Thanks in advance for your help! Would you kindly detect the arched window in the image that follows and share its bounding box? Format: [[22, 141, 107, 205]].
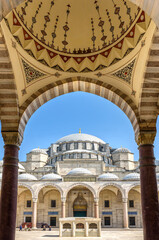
[[89, 223, 97, 229], [63, 223, 71, 229]]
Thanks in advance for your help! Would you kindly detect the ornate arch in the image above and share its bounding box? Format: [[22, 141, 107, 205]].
[[126, 182, 141, 196], [34, 182, 63, 199], [64, 182, 97, 199], [19, 77, 140, 141], [97, 182, 125, 198], [18, 182, 34, 198]]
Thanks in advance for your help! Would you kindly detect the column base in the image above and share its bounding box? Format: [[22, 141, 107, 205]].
[[32, 227, 37, 230]]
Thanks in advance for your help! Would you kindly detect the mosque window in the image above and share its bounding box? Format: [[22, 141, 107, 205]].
[[129, 217, 136, 226], [51, 200, 56, 208], [66, 143, 70, 150], [104, 217, 110, 226], [77, 153, 82, 159], [129, 200, 134, 208], [104, 200, 109, 208], [74, 142, 78, 149], [82, 142, 86, 149], [25, 217, 32, 223], [70, 154, 74, 159], [92, 143, 94, 150], [26, 200, 31, 208]]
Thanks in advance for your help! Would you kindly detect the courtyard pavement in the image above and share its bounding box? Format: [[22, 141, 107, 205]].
[[16, 229, 143, 240]]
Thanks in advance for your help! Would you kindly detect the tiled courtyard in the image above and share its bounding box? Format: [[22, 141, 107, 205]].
[[16, 229, 143, 240]]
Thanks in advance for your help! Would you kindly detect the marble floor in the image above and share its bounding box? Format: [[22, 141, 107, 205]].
[[16, 229, 143, 240]]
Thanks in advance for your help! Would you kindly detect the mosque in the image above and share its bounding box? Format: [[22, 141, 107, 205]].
[[0, 132, 158, 229], [1, 0, 159, 239]]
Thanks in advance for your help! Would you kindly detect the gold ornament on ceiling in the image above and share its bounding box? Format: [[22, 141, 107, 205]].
[[5, 0, 150, 72]]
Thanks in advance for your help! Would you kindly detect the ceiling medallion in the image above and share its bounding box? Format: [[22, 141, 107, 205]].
[[113, 59, 136, 83], [21, 59, 46, 84], [5, 0, 150, 72]]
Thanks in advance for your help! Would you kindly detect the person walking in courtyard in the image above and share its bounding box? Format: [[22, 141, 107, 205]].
[[19, 225, 22, 231]]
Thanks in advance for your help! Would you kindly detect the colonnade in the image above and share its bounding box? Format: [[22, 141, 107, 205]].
[[20, 190, 138, 229]]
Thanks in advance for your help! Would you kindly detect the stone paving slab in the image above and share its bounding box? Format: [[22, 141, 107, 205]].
[[16, 229, 143, 240]]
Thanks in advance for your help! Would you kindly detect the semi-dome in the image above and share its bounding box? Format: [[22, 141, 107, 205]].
[[56, 133, 105, 144], [123, 173, 140, 180], [98, 173, 119, 181], [113, 148, 131, 154], [41, 173, 62, 181], [18, 173, 37, 181], [30, 148, 47, 154], [67, 168, 93, 176]]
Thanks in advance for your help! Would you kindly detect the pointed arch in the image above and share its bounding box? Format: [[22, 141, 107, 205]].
[[64, 182, 97, 199], [97, 182, 125, 198], [34, 182, 63, 199]]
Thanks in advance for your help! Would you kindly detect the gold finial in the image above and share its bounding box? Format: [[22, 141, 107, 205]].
[[79, 128, 81, 133]]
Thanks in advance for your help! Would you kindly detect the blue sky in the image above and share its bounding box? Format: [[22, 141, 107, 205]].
[[0, 91, 159, 161]]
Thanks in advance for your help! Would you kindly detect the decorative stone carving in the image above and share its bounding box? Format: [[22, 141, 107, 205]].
[[2, 131, 23, 146], [21, 59, 45, 83], [113, 59, 136, 84], [136, 131, 156, 146]]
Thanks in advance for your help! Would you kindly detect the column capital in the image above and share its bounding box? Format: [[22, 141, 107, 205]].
[[33, 198, 38, 203], [136, 131, 156, 146], [2, 131, 23, 147], [61, 198, 66, 203], [94, 198, 99, 203], [122, 198, 128, 203]]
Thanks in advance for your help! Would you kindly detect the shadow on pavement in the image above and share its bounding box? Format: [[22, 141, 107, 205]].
[[42, 235, 59, 237]]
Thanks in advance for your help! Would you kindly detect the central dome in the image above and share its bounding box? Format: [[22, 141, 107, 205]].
[[56, 133, 105, 144]]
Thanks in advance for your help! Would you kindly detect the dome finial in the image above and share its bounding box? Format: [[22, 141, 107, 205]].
[[79, 128, 81, 133]]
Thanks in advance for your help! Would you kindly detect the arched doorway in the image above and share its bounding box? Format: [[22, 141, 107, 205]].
[[66, 185, 94, 218], [73, 192, 87, 217]]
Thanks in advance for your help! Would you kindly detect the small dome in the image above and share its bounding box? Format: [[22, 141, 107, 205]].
[[67, 168, 92, 176], [113, 148, 131, 154], [98, 173, 119, 181], [18, 173, 37, 181], [18, 163, 25, 172], [41, 173, 62, 181], [56, 133, 105, 144], [123, 173, 140, 180], [30, 148, 47, 154]]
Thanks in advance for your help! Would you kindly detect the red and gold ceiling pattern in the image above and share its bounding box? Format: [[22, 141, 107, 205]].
[[5, 0, 150, 72]]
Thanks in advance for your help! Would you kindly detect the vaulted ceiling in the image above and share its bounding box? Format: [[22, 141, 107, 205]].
[[0, 0, 159, 144]]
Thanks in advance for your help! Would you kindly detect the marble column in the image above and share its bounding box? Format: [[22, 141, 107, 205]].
[[59, 222, 63, 237], [85, 221, 89, 237], [139, 143, 159, 240], [122, 198, 129, 229], [32, 198, 38, 229], [72, 222, 76, 237], [61, 200, 66, 218], [0, 143, 19, 240], [94, 200, 99, 218]]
